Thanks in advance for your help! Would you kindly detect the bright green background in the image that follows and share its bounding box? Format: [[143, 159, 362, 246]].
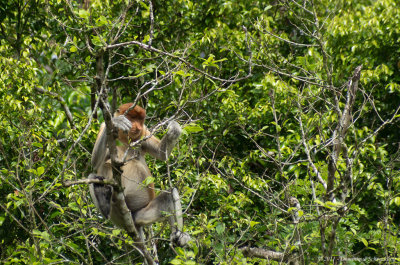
[[1, 0, 400, 264]]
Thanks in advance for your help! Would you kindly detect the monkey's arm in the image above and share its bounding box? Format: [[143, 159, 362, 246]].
[[91, 123, 107, 172], [91, 116, 132, 171], [142, 121, 182, 161]]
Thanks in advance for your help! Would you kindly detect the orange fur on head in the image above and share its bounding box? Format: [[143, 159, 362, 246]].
[[117, 103, 146, 121]]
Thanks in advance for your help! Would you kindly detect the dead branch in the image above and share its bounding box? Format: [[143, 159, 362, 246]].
[[296, 98, 327, 189], [241, 246, 300, 264], [326, 65, 362, 201], [63, 177, 117, 187], [241, 247, 285, 260]]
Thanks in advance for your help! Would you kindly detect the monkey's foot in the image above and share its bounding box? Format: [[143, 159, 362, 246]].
[[171, 231, 191, 247]]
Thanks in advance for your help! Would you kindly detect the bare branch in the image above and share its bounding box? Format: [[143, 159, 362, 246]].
[[63, 177, 117, 187], [148, 0, 154, 48], [327, 65, 362, 201], [106, 40, 251, 83], [296, 98, 327, 189], [240, 247, 286, 261], [259, 28, 317, 47]]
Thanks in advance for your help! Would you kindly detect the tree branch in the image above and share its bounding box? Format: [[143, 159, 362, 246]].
[[106, 40, 251, 83], [241, 247, 285, 261], [63, 177, 117, 187], [326, 65, 362, 201]]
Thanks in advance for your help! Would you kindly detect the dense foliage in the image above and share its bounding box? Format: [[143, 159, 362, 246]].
[[1, 0, 400, 264]]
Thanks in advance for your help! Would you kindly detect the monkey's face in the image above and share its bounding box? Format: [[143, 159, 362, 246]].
[[116, 118, 144, 143], [116, 103, 146, 142], [127, 119, 144, 141]]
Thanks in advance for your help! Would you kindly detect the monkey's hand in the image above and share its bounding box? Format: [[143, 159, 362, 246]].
[[166, 121, 182, 141], [112, 116, 131, 133]]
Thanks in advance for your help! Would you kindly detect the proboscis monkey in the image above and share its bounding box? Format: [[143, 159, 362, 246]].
[[89, 103, 189, 246]]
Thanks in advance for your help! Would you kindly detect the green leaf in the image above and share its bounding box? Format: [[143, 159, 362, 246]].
[[96, 16, 108, 27], [70, 46, 77, 53], [49, 202, 64, 214], [170, 259, 182, 265], [33, 230, 51, 241], [216, 222, 225, 235], [32, 142, 43, 148], [392, 197, 400, 206], [27, 169, 37, 175], [361, 238, 368, 247], [68, 202, 79, 212], [184, 124, 204, 133], [298, 210, 304, 217], [77, 9, 90, 20], [250, 221, 259, 228], [37, 167, 44, 176], [91, 35, 103, 46], [143, 176, 155, 186]]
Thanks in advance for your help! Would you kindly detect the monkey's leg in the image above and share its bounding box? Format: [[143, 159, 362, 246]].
[[133, 189, 190, 246], [133, 191, 172, 226]]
